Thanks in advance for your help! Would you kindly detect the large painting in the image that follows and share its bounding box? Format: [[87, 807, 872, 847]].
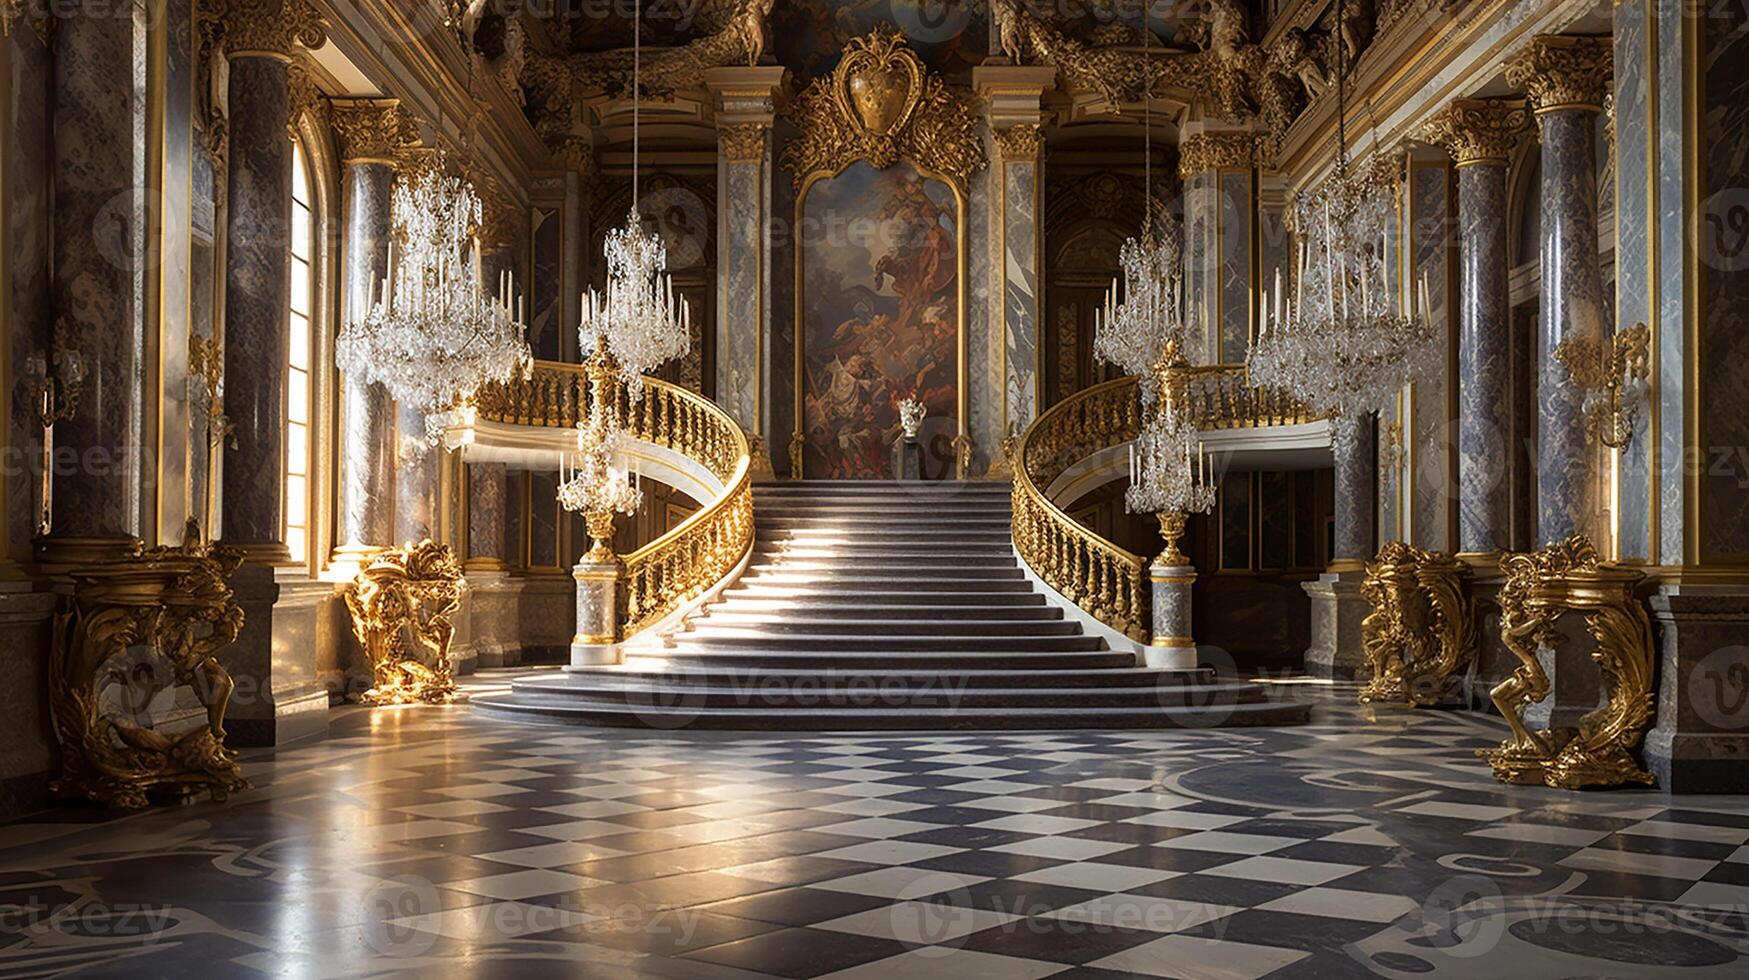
[[800, 161, 959, 479]]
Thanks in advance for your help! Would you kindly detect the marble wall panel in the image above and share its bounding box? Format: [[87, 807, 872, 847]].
[[1699, 2, 1749, 559], [1003, 160, 1040, 444], [1410, 162, 1453, 553], [1218, 171, 1252, 365], [7, 29, 52, 555]]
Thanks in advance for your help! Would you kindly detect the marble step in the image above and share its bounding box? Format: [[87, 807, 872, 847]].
[[650, 648, 1138, 671], [698, 604, 1061, 623], [499, 680, 1275, 711], [524, 666, 1212, 692], [473, 694, 1310, 731], [682, 617, 1082, 638], [661, 632, 1108, 653]]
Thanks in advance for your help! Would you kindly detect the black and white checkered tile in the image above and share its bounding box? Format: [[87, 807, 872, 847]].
[[3, 677, 1749, 978]]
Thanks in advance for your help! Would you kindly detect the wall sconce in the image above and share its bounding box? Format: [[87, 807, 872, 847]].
[[1556, 322, 1651, 450], [25, 327, 87, 537], [187, 333, 233, 541]]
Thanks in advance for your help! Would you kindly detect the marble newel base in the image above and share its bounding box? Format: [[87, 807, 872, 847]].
[[1148, 564, 1198, 670], [1643, 589, 1749, 793], [1303, 571, 1369, 680], [223, 566, 331, 747], [567, 560, 622, 669]]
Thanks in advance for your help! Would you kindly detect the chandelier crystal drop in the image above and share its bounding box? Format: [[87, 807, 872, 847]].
[[335, 161, 533, 445]]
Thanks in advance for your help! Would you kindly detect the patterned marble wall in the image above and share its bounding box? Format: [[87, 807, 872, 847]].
[[5, 28, 52, 556], [967, 152, 996, 475], [1614, 0, 1653, 562], [1184, 172, 1218, 361], [1409, 160, 1454, 553], [1655, 0, 1690, 566], [155, 0, 195, 545], [529, 207, 563, 362], [1002, 159, 1040, 449], [1218, 171, 1253, 365], [718, 159, 764, 434]]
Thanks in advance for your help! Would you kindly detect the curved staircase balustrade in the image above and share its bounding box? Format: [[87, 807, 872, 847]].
[[1012, 369, 1320, 644], [471, 361, 755, 642]]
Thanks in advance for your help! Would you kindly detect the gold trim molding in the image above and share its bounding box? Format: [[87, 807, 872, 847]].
[[1504, 35, 1613, 116], [781, 29, 986, 193], [1422, 98, 1531, 167]]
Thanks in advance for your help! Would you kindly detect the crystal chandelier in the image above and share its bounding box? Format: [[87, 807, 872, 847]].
[[559, 420, 642, 563], [1248, 0, 1436, 440], [559, 0, 690, 564], [336, 157, 533, 445], [576, 0, 691, 398], [1091, 24, 1217, 564]]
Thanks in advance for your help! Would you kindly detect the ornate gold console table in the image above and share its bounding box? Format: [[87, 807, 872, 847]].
[[1357, 542, 1475, 707], [49, 525, 250, 808], [1479, 536, 1657, 789]]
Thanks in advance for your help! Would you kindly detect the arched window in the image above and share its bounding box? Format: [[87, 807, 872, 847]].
[[286, 138, 315, 562]]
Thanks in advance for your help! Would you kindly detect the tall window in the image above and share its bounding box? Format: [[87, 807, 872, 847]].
[[285, 139, 315, 562]]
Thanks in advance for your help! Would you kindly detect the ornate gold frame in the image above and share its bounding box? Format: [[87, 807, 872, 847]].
[[782, 30, 986, 478]]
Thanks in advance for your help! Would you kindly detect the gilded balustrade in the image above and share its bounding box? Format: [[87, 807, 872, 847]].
[[474, 361, 755, 643], [1011, 370, 1319, 644]]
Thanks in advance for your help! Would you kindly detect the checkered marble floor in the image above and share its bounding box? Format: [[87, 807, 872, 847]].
[[5, 675, 1749, 978]]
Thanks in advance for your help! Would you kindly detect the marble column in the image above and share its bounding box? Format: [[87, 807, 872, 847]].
[[394, 405, 438, 546], [976, 66, 1054, 475], [705, 66, 786, 478], [1506, 36, 1613, 548], [1424, 99, 1532, 557], [36, 11, 148, 565], [217, 47, 298, 563], [1305, 414, 1376, 680], [1178, 128, 1260, 365], [329, 102, 406, 563]]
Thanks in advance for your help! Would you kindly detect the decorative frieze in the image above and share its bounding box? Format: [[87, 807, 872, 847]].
[[1422, 98, 1531, 168], [1177, 132, 1259, 178], [1505, 35, 1613, 115]]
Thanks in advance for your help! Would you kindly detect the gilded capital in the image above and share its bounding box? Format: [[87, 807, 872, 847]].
[[994, 124, 1043, 162], [202, 0, 328, 60], [1422, 99, 1531, 167], [330, 101, 417, 165], [1177, 132, 1259, 178], [718, 123, 769, 164], [1504, 35, 1612, 115]]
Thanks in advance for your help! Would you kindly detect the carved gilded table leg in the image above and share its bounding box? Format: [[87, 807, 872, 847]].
[[343, 540, 466, 706]]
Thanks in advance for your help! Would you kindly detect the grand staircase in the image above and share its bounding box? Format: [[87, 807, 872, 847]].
[[474, 482, 1309, 730]]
